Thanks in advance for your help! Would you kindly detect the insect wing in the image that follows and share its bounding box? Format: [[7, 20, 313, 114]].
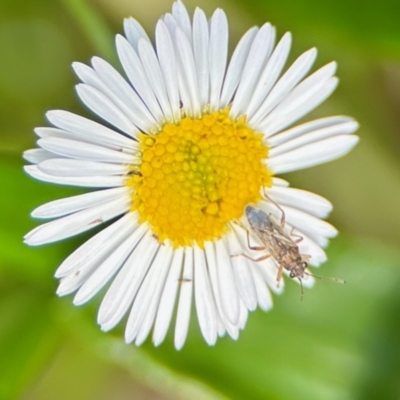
[[245, 206, 281, 259], [246, 205, 300, 261], [245, 205, 273, 231]]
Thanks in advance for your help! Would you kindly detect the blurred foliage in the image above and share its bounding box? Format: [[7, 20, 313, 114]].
[[240, 0, 400, 59], [1, 0, 400, 399]]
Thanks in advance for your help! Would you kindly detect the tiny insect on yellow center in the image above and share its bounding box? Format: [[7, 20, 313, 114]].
[[126, 108, 272, 247]]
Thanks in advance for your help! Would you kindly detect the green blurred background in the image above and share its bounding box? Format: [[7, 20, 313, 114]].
[[1, 0, 400, 399]]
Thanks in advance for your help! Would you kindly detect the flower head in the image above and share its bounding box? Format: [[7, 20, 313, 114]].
[[24, 1, 358, 349]]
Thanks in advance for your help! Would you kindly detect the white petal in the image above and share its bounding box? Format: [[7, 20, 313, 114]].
[[271, 177, 289, 187], [32, 187, 130, 219], [133, 244, 174, 346], [91, 57, 158, 132], [250, 47, 317, 126], [98, 231, 159, 331], [72, 223, 146, 305], [268, 135, 359, 173], [230, 23, 276, 118], [217, 317, 226, 338], [268, 118, 358, 153], [272, 61, 337, 114], [24, 196, 130, 246], [209, 9, 228, 110], [224, 229, 257, 311], [204, 241, 240, 340], [213, 240, 240, 324], [250, 265, 273, 311], [220, 27, 258, 107], [172, 0, 192, 41], [153, 247, 184, 347], [124, 17, 151, 52], [34, 127, 62, 138], [163, 13, 177, 36], [297, 233, 327, 267], [265, 185, 333, 218], [299, 272, 315, 289], [245, 32, 292, 119], [156, 20, 181, 123], [116, 35, 164, 125], [231, 220, 283, 295], [220, 316, 240, 340], [246, 32, 292, 119], [76, 84, 138, 136], [23, 149, 57, 164], [174, 247, 194, 350], [73, 62, 147, 134], [258, 200, 337, 246], [238, 300, 248, 330], [24, 165, 125, 188], [192, 8, 209, 107], [254, 257, 284, 294], [35, 127, 74, 140], [56, 215, 139, 297], [138, 39, 173, 121], [267, 117, 358, 150], [37, 137, 135, 164], [123, 244, 167, 342], [38, 159, 128, 177], [163, 15, 193, 115], [258, 77, 339, 135], [283, 206, 338, 245], [194, 245, 217, 345], [69, 222, 142, 302], [54, 213, 137, 278], [46, 110, 137, 151], [175, 28, 201, 116]]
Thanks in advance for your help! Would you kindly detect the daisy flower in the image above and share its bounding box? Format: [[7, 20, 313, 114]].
[[24, 0, 359, 349]]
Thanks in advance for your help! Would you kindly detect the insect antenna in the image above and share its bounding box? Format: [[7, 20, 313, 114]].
[[298, 278, 304, 301], [261, 190, 286, 224], [304, 272, 346, 284]]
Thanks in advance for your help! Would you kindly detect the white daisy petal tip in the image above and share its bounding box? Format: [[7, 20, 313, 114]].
[[345, 134, 360, 150], [71, 61, 84, 73], [282, 31, 292, 44], [308, 46, 317, 58], [349, 120, 360, 132], [322, 60, 337, 76], [24, 1, 358, 348]]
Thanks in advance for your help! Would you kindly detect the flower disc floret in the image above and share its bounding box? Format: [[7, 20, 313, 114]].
[[127, 109, 271, 247]]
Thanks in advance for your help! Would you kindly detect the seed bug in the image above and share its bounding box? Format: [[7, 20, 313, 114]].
[[242, 197, 345, 298], [245, 204, 308, 284]]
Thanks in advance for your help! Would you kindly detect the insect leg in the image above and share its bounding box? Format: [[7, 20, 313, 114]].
[[246, 229, 265, 252], [262, 190, 286, 228], [298, 278, 304, 301], [232, 219, 247, 230], [234, 253, 272, 262], [276, 263, 284, 288], [231, 231, 272, 261], [290, 227, 303, 244]]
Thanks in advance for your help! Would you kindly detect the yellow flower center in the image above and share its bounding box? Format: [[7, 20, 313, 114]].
[[126, 108, 271, 248]]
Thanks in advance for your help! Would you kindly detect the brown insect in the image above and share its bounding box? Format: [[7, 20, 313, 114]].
[[242, 197, 344, 297], [245, 205, 308, 283]]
